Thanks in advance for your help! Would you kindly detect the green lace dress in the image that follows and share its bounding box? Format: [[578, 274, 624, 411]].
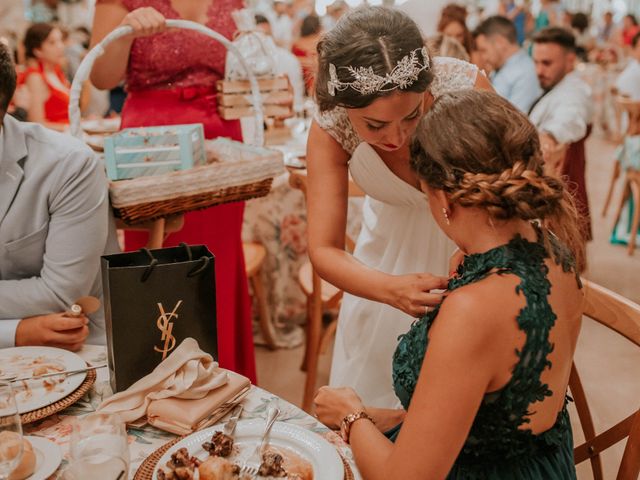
[[388, 235, 579, 479]]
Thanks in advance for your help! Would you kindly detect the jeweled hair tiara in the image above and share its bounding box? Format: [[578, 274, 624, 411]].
[[327, 46, 431, 97]]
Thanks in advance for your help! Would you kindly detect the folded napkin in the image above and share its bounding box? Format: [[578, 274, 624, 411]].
[[147, 369, 251, 435], [98, 338, 229, 423]]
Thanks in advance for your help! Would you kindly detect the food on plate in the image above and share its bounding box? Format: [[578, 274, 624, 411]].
[[262, 447, 313, 480], [1, 435, 36, 480], [197, 456, 247, 480], [258, 451, 286, 477], [203, 431, 235, 458], [159, 433, 315, 480], [157, 447, 201, 480]]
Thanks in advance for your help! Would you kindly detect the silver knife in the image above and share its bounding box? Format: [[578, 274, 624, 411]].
[[4, 364, 107, 383], [223, 404, 244, 436]]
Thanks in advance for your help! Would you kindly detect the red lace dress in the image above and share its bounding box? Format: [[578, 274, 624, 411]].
[[99, 0, 256, 382]]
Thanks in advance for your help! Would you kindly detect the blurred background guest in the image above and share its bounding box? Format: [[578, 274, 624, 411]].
[[615, 32, 640, 100], [535, 0, 563, 31], [0, 0, 28, 57], [321, 0, 347, 32], [497, 0, 528, 45], [474, 15, 541, 113], [571, 12, 595, 61], [530, 27, 593, 242], [427, 33, 470, 62], [292, 14, 322, 95], [271, 0, 294, 50], [255, 14, 304, 114], [597, 11, 615, 44], [20, 22, 70, 131], [438, 3, 475, 57], [620, 14, 640, 49]]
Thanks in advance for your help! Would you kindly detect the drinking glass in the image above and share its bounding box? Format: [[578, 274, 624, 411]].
[[66, 412, 129, 480], [0, 382, 23, 480]]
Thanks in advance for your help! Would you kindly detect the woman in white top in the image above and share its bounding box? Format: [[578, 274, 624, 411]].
[[307, 6, 492, 408]]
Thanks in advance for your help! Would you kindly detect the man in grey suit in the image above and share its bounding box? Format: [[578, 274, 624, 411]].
[[0, 44, 119, 350]]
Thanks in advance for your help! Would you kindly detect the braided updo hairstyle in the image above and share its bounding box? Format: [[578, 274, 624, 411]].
[[411, 90, 585, 269]]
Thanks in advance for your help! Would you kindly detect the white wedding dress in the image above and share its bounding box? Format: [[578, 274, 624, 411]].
[[315, 57, 479, 408]]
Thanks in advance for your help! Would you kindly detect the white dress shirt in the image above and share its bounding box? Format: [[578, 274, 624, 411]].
[[529, 71, 593, 145], [615, 59, 640, 100]]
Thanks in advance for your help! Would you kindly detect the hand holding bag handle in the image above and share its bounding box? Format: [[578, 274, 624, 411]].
[[68, 19, 265, 146]]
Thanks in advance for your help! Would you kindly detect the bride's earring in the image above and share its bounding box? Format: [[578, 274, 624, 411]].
[[442, 208, 451, 226]]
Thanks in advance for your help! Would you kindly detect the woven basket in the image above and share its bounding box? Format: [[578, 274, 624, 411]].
[[69, 20, 284, 224], [108, 138, 284, 223]]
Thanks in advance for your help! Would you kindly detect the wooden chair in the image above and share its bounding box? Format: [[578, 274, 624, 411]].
[[570, 280, 640, 479], [602, 97, 640, 219], [288, 168, 364, 412], [243, 242, 277, 349]]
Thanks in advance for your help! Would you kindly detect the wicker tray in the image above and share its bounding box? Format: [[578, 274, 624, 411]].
[[108, 138, 283, 224], [20, 368, 96, 425], [134, 433, 354, 480]]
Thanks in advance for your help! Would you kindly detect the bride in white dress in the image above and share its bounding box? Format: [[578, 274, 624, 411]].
[[306, 6, 492, 408]]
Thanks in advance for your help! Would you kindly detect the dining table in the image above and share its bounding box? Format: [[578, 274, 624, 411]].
[[23, 345, 362, 479]]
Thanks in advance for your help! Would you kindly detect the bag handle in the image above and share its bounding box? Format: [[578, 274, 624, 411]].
[[68, 19, 264, 146], [139, 245, 210, 281], [187, 256, 211, 277], [140, 248, 159, 282]]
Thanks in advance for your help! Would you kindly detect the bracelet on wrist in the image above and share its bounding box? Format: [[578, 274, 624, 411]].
[[340, 410, 374, 443]]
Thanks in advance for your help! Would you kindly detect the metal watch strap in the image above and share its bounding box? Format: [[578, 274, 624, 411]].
[[341, 410, 374, 443]]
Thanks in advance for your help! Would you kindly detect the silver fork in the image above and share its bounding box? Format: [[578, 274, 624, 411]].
[[240, 406, 280, 476]]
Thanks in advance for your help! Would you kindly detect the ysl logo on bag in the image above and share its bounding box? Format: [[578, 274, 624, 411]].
[[154, 300, 183, 360]]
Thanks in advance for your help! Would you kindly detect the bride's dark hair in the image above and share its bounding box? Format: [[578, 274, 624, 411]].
[[411, 90, 586, 270], [315, 6, 434, 112]]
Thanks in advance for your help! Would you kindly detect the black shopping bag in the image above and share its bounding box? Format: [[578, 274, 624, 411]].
[[101, 244, 217, 392]]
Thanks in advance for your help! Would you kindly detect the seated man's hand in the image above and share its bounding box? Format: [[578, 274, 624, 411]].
[[15, 313, 89, 352]]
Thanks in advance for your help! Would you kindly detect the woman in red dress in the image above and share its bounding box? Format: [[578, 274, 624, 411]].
[[90, 0, 256, 382], [21, 23, 70, 131]]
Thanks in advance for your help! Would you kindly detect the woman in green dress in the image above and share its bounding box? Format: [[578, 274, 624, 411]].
[[314, 90, 584, 479]]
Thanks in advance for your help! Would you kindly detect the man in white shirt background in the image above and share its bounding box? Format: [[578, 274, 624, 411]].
[[255, 14, 305, 114], [474, 15, 542, 113], [615, 32, 640, 100], [270, 0, 295, 50], [530, 27, 593, 241]]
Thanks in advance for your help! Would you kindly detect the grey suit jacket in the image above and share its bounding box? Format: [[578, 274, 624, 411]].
[[0, 116, 119, 346]]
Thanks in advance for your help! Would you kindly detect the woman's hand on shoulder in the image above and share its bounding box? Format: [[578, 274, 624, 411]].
[[120, 7, 167, 38], [385, 273, 448, 318]]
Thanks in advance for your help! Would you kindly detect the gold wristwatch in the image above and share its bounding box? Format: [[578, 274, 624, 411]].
[[340, 411, 374, 442]]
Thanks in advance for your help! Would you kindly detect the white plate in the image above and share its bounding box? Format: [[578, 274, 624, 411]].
[[0, 347, 87, 414], [153, 420, 343, 480], [25, 436, 62, 480], [81, 117, 120, 135]]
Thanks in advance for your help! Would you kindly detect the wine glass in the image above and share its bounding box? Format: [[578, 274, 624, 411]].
[[65, 413, 129, 480], [0, 382, 23, 480]]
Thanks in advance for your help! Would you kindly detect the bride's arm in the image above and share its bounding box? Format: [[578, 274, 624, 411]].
[[306, 122, 447, 317]]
